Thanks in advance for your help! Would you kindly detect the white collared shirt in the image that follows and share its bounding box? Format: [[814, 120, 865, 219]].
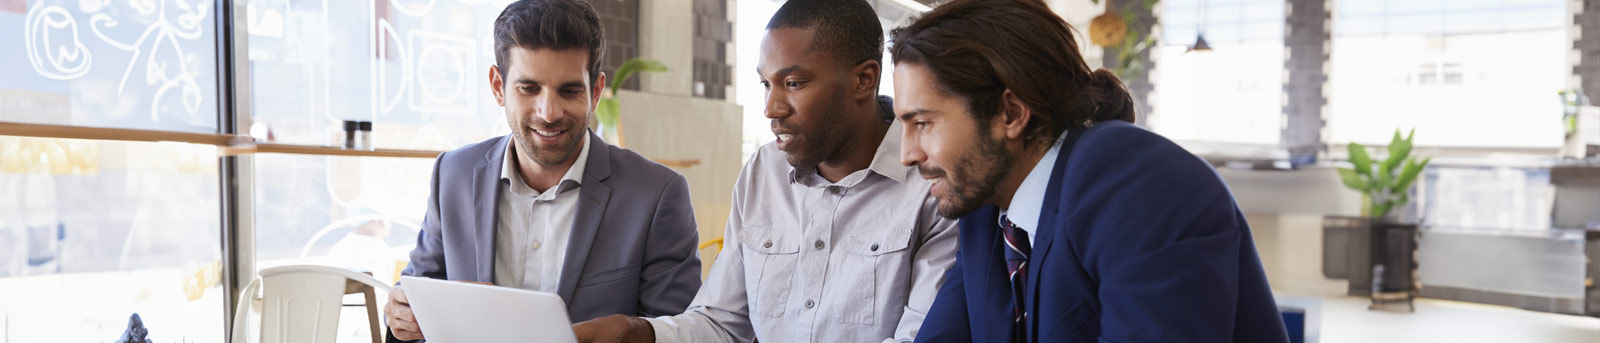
[[492, 136, 590, 293], [646, 120, 960, 343], [999, 132, 1069, 247]]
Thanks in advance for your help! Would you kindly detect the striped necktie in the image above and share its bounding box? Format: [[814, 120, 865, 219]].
[[1000, 215, 1031, 342]]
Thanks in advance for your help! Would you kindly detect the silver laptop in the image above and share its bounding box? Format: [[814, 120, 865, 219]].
[[398, 276, 578, 343]]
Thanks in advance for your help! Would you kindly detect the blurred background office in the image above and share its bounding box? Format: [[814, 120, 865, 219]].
[[0, 0, 1596, 342]]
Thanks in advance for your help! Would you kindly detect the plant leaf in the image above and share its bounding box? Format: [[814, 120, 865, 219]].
[[1337, 168, 1368, 190], [595, 97, 621, 127], [1395, 157, 1433, 191], [1386, 129, 1412, 173], [609, 58, 669, 95], [1392, 158, 1424, 192], [1373, 202, 1392, 219], [1375, 164, 1391, 191], [1347, 143, 1372, 176]]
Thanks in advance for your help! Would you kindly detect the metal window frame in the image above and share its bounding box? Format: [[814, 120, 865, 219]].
[[215, 1, 255, 340]]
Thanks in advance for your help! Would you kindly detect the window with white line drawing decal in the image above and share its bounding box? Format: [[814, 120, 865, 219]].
[[0, 0, 220, 133], [245, 0, 509, 152], [244, 0, 640, 152]]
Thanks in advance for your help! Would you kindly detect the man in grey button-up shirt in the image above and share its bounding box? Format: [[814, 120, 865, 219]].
[[573, 1, 957, 342], [385, 1, 700, 341]]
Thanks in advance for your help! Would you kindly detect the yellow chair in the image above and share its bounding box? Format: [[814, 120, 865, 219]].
[[697, 238, 724, 280], [698, 237, 724, 253]]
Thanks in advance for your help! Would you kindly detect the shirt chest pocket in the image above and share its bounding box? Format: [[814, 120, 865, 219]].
[[835, 229, 914, 326], [737, 225, 800, 318]]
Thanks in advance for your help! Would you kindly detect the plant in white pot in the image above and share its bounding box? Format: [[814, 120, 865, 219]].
[[1336, 129, 1431, 312]]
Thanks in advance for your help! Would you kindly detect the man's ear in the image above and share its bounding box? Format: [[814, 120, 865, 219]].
[[489, 65, 506, 106], [998, 89, 1032, 140], [850, 60, 881, 100], [590, 71, 608, 111]]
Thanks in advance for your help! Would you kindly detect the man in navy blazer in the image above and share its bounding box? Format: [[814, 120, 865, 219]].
[[889, 1, 1287, 342]]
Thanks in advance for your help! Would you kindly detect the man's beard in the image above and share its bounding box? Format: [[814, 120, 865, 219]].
[[924, 131, 1012, 219], [780, 91, 851, 169], [514, 120, 584, 166]]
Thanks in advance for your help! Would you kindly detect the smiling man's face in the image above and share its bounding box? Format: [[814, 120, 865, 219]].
[[490, 47, 604, 166], [895, 62, 1013, 219]]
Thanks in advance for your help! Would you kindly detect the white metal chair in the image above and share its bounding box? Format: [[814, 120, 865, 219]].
[[232, 265, 392, 343]]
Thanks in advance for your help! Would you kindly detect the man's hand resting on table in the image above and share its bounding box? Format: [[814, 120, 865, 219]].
[[573, 314, 655, 343], [384, 285, 425, 341]]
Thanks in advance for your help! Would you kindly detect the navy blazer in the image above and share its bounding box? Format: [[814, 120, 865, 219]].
[[919, 121, 1288, 342]]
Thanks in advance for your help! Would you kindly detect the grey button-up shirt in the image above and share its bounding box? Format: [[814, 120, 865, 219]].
[[646, 120, 959, 343]]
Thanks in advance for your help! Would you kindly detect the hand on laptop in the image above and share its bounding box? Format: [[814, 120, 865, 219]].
[[385, 285, 425, 341], [573, 314, 654, 343]]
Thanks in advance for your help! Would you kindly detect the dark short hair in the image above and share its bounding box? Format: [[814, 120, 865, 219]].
[[766, 0, 884, 71], [891, 0, 1135, 145], [492, 0, 605, 84]]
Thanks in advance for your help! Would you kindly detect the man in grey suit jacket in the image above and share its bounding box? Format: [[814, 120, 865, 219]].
[[384, 1, 701, 341]]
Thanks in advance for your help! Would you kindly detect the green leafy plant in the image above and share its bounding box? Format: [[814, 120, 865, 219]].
[[1558, 89, 1587, 135], [1337, 129, 1431, 219], [1091, 0, 1160, 80], [594, 58, 668, 146]]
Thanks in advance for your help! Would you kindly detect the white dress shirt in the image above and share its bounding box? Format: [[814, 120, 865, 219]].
[[492, 137, 589, 293], [999, 132, 1068, 247], [645, 120, 960, 343]]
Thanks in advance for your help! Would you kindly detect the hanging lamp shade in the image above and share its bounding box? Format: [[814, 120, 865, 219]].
[[1187, 33, 1213, 52], [1089, 12, 1126, 47]]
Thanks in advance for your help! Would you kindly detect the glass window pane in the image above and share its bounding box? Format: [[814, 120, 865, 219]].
[[1328, 1, 1568, 147], [1153, 0, 1286, 146], [245, 0, 516, 151], [1336, 16, 1386, 36], [1445, 0, 1504, 12], [1385, 13, 1444, 35], [0, 1, 220, 133], [1339, 0, 1387, 17], [251, 153, 431, 341], [1238, 21, 1283, 41], [1205, 4, 1242, 25], [1444, 10, 1503, 33], [1166, 26, 1199, 45], [0, 136, 223, 342], [1502, 7, 1565, 31], [252, 153, 431, 280], [1240, 2, 1282, 22], [249, 153, 433, 342], [1387, 0, 1445, 15]]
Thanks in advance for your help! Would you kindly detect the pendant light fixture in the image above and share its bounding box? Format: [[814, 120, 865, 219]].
[[1188, 0, 1213, 53]]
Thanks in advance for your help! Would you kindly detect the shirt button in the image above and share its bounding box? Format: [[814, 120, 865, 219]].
[[804, 299, 815, 308], [814, 240, 825, 250], [827, 186, 841, 195], [531, 240, 542, 251], [870, 243, 879, 252], [763, 241, 773, 248]]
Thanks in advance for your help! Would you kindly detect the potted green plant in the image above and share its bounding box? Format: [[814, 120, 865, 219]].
[[594, 58, 668, 147], [1335, 129, 1431, 312]]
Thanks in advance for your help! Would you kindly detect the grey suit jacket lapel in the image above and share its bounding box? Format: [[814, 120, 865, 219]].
[[471, 135, 511, 283], [558, 132, 612, 301]]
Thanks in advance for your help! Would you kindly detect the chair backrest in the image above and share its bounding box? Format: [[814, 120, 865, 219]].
[[232, 265, 392, 343]]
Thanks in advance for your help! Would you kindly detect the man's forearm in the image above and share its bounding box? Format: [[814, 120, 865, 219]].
[[642, 309, 741, 343]]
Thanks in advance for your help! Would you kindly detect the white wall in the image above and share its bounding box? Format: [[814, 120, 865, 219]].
[[627, 0, 744, 278]]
